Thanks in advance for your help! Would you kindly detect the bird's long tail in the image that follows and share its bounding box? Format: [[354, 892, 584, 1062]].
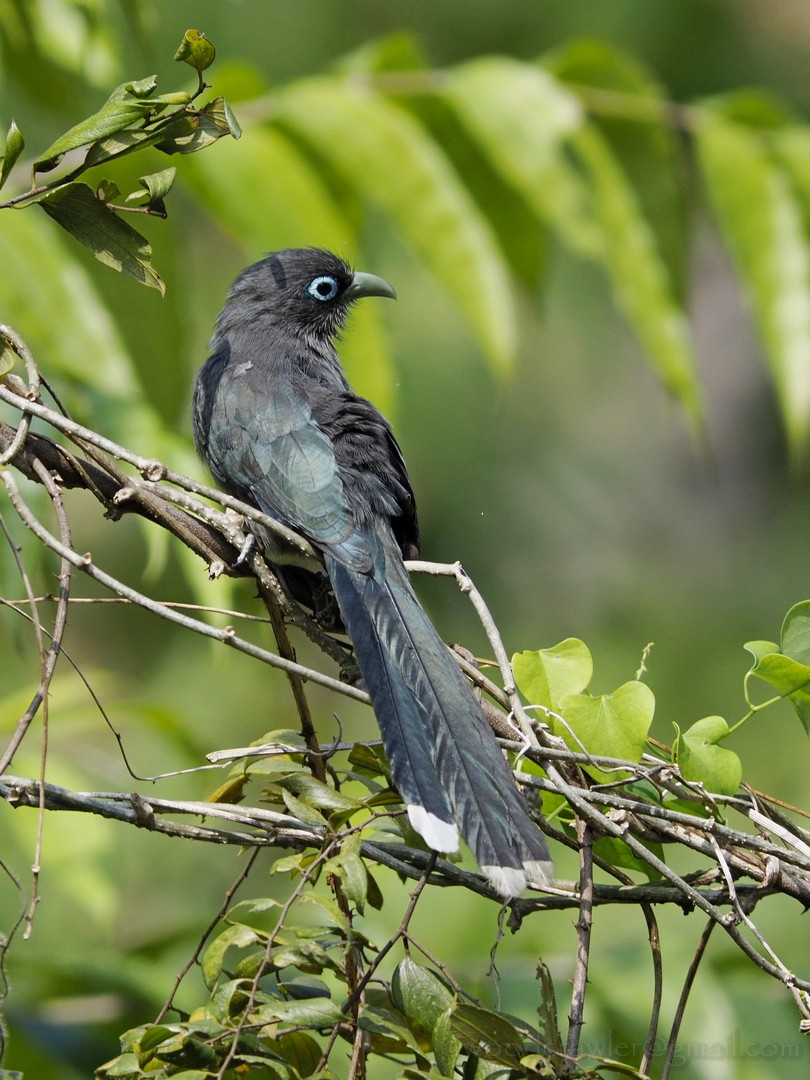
[[325, 535, 552, 898]]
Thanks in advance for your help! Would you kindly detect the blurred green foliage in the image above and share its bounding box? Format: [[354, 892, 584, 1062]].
[[3, 1, 810, 1077]]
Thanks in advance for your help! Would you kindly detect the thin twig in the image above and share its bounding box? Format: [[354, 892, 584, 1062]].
[[660, 920, 716, 1080], [565, 817, 593, 1069]]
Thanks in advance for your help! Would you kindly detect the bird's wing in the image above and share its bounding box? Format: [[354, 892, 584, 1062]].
[[209, 377, 371, 569]]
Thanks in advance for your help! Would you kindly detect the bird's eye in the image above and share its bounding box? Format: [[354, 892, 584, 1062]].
[[306, 275, 340, 302]]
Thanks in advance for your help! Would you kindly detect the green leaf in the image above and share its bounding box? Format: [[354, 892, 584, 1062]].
[[125, 166, 177, 217], [512, 639, 593, 712], [270, 938, 341, 974], [34, 76, 187, 171], [433, 1008, 462, 1076], [357, 1004, 414, 1050], [545, 38, 687, 297], [277, 1031, 323, 1077], [0, 118, 24, 190], [593, 835, 665, 879], [0, 340, 15, 376], [95, 1052, 141, 1077], [201, 923, 260, 990], [448, 1003, 523, 1067], [251, 996, 343, 1027], [85, 121, 188, 169], [276, 77, 517, 372], [206, 774, 248, 804], [535, 961, 564, 1057], [781, 600, 810, 665], [443, 56, 599, 256], [327, 834, 368, 914], [391, 958, 455, 1041], [96, 177, 121, 202], [571, 123, 703, 428], [558, 680, 654, 771], [278, 771, 361, 812], [184, 122, 347, 250], [335, 30, 427, 76], [744, 631, 810, 734], [156, 97, 241, 155], [280, 788, 328, 828], [773, 126, 810, 225], [743, 639, 781, 666], [676, 716, 743, 795], [175, 29, 216, 72], [697, 114, 810, 461], [37, 182, 165, 293]]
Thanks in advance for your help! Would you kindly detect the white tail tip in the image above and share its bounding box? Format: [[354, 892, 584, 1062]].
[[407, 805, 460, 853], [481, 859, 554, 899]]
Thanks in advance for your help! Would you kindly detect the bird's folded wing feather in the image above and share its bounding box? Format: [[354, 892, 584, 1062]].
[[210, 379, 371, 571]]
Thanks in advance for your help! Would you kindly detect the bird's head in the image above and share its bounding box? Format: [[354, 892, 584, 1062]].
[[225, 247, 397, 341]]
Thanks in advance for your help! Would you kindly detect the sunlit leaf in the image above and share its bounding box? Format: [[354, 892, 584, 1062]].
[[545, 38, 687, 296], [125, 166, 177, 217], [276, 77, 517, 372], [277, 771, 361, 811], [448, 1003, 523, 1067], [201, 924, 260, 990], [697, 114, 810, 461], [433, 1008, 462, 1076], [0, 118, 24, 190], [512, 639, 593, 712], [334, 30, 427, 75], [280, 789, 328, 828], [744, 603, 810, 734], [326, 834, 368, 913], [85, 119, 192, 168], [34, 76, 190, 171], [277, 1031, 323, 1076], [0, 341, 15, 376], [251, 996, 343, 1026], [156, 97, 242, 155], [571, 123, 702, 428], [175, 28, 216, 72], [181, 124, 350, 253], [675, 716, 743, 795], [357, 1004, 414, 1050], [559, 680, 654, 773], [205, 775, 247, 804], [391, 958, 454, 1042], [443, 56, 599, 256], [37, 182, 165, 292], [781, 599, 810, 665]]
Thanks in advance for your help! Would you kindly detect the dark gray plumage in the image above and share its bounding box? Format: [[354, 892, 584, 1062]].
[[193, 248, 552, 897]]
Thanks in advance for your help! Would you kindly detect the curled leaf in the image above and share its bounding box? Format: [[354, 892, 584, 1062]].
[[125, 166, 177, 217], [175, 29, 216, 72], [0, 118, 24, 190]]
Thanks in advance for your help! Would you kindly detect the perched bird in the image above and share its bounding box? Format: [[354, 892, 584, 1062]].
[[193, 248, 552, 897]]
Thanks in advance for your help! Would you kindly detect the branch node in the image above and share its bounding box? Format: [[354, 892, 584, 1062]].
[[142, 460, 167, 482]]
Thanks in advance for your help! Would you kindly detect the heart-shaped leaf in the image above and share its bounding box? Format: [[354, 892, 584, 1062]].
[[676, 716, 742, 795], [512, 639, 593, 712]]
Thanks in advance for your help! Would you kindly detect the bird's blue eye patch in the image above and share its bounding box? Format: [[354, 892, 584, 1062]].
[[307, 275, 340, 302]]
